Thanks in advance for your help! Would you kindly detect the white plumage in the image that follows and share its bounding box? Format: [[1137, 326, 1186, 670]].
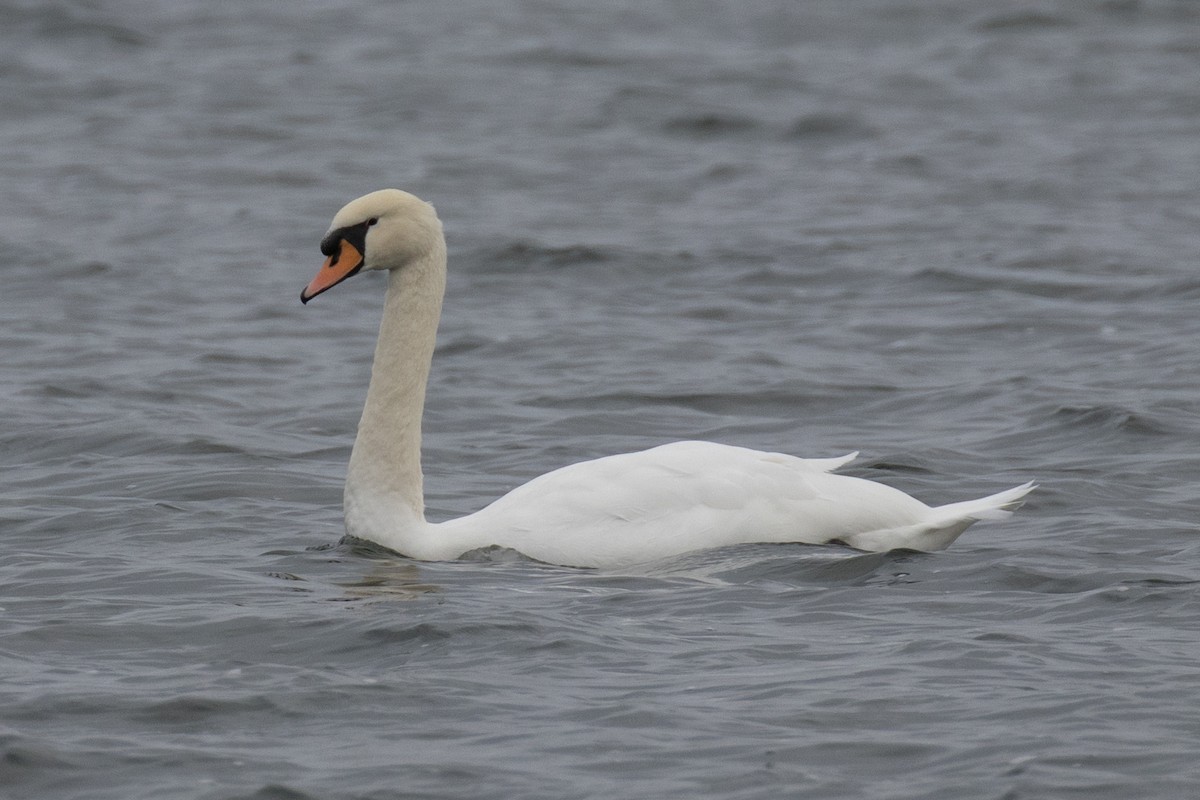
[[302, 189, 1033, 569]]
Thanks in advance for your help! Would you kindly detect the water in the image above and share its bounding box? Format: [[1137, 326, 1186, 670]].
[[4, 0, 1200, 797]]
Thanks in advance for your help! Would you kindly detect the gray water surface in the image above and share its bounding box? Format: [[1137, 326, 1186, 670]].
[[4, 1, 1200, 798]]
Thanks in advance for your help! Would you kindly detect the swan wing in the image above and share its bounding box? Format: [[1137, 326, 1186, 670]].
[[435, 442, 947, 567]]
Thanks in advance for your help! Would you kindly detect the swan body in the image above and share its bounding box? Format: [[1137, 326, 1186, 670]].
[[302, 189, 1033, 569]]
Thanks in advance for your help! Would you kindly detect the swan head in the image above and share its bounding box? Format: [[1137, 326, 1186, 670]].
[[301, 189, 443, 303]]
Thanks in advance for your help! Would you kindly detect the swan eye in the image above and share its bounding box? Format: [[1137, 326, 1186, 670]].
[[367, 217, 379, 227]]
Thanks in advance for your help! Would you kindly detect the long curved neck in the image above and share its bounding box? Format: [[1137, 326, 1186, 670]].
[[344, 243, 446, 535]]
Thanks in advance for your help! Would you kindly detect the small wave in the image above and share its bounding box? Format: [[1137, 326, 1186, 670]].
[[974, 11, 1075, 32], [133, 694, 286, 725], [237, 785, 321, 800], [662, 113, 762, 138], [483, 240, 620, 272], [1047, 404, 1174, 437], [786, 112, 877, 141], [15, 5, 152, 48], [494, 44, 627, 69]]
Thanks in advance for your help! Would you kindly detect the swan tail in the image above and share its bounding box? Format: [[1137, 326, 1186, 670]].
[[931, 480, 1037, 523], [837, 481, 1036, 553]]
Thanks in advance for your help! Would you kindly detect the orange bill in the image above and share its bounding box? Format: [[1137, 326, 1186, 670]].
[[301, 238, 364, 303]]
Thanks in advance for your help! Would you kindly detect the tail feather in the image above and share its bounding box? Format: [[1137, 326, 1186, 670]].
[[838, 481, 1036, 553], [930, 481, 1037, 524]]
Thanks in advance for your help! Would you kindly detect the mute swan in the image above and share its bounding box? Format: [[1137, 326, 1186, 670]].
[[301, 189, 1033, 568]]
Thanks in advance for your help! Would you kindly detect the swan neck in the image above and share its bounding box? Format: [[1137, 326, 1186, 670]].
[[345, 246, 445, 530]]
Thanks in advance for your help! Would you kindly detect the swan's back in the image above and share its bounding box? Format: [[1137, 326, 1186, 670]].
[[433, 441, 1029, 568]]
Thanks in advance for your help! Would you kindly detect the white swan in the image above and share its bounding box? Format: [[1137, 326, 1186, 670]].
[[301, 189, 1034, 568]]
